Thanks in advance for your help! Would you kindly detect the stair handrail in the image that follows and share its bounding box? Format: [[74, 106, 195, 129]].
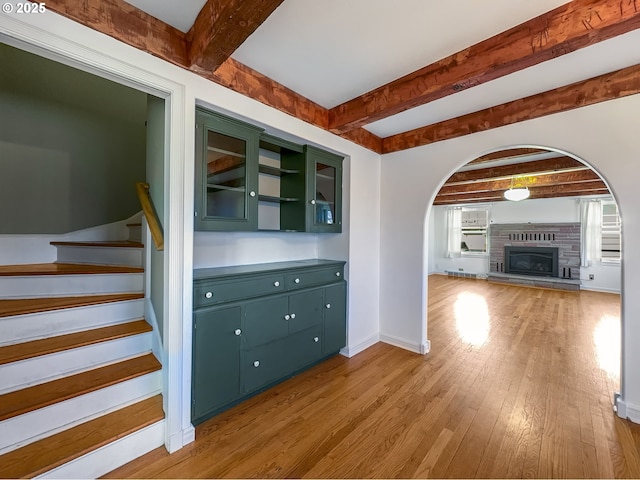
[[135, 182, 164, 251]]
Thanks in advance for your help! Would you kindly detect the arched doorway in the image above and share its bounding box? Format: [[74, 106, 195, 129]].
[[424, 145, 622, 409]]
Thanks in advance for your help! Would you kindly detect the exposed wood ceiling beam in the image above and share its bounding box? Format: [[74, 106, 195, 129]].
[[329, 0, 640, 134], [445, 157, 584, 185], [187, 0, 284, 73], [41, 0, 383, 153], [434, 186, 610, 205], [437, 169, 601, 195], [34, 0, 640, 157], [383, 63, 640, 154], [468, 148, 553, 165], [41, 0, 189, 67]]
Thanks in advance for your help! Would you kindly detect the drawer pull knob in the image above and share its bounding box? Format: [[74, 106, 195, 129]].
[[284, 314, 290, 320], [290, 313, 296, 319], [273, 281, 280, 287], [294, 278, 300, 284], [310, 200, 316, 205], [234, 329, 242, 336], [253, 361, 260, 367], [314, 337, 319, 343], [326, 303, 331, 309], [335, 272, 341, 277], [249, 191, 256, 197], [205, 291, 213, 299]]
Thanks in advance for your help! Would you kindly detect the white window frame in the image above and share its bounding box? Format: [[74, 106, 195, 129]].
[[601, 200, 621, 263], [460, 207, 489, 256]]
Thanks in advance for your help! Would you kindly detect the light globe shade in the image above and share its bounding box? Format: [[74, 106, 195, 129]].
[[504, 187, 530, 201]]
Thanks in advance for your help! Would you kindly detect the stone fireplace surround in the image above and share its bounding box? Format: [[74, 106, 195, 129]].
[[489, 223, 581, 290]]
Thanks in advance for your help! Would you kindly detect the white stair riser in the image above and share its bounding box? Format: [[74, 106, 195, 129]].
[[0, 371, 162, 455], [55, 246, 144, 267], [0, 333, 152, 395], [127, 226, 142, 243], [0, 273, 143, 299], [0, 299, 145, 346], [36, 420, 165, 480]]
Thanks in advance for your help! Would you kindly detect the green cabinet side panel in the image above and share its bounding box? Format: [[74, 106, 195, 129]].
[[323, 282, 347, 355]]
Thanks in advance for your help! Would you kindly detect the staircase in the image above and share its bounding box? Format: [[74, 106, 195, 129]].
[[0, 223, 165, 478]]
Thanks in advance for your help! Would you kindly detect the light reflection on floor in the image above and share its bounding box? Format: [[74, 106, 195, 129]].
[[454, 292, 490, 347], [594, 314, 620, 377]]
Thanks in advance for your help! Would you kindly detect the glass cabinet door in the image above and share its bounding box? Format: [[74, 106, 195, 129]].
[[195, 109, 261, 231], [305, 146, 343, 233], [314, 162, 337, 226], [205, 130, 248, 221]]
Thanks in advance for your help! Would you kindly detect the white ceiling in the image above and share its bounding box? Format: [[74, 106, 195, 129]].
[[122, 0, 640, 138]]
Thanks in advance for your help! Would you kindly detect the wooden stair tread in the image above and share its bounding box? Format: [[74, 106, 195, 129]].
[[0, 353, 160, 422], [126, 223, 142, 227], [0, 320, 151, 366], [0, 293, 144, 318], [50, 241, 144, 248], [0, 394, 164, 479], [0, 263, 143, 276]]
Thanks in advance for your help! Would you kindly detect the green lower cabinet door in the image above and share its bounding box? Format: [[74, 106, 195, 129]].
[[244, 296, 289, 348], [192, 306, 242, 423], [323, 282, 347, 356], [287, 325, 323, 371], [243, 338, 289, 393], [288, 288, 323, 334]]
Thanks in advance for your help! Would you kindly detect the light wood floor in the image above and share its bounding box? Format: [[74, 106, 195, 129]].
[[106, 276, 640, 478]]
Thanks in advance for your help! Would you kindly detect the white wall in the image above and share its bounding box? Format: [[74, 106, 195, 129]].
[[0, 5, 382, 451], [429, 197, 621, 292], [380, 95, 640, 421]]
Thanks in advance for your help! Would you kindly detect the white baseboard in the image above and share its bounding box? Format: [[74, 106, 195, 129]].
[[182, 425, 196, 446], [579, 285, 621, 294], [341, 333, 379, 358], [380, 333, 425, 354]]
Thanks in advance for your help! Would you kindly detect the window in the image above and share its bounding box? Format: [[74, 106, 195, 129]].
[[601, 201, 621, 261], [461, 208, 488, 254]]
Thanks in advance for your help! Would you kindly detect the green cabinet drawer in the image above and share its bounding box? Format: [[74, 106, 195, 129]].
[[194, 274, 284, 307], [243, 338, 289, 393], [287, 325, 323, 372], [323, 282, 347, 355], [192, 306, 242, 423], [288, 289, 323, 334], [244, 296, 289, 348], [285, 266, 343, 290]]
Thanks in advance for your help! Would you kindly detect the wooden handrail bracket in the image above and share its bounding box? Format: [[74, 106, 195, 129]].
[[136, 182, 164, 251]]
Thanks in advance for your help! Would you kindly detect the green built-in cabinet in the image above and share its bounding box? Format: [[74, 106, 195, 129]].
[[195, 108, 344, 233], [192, 259, 347, 425]]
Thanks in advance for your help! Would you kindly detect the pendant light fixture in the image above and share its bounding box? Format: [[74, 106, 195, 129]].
[[503, 176, 530, 201]]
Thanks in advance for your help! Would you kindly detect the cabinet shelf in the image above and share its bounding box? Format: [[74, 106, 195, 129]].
[[207, 146, 246, 159], [207, 184, 246, 192], [259, 194, 300, 204], [258, 164, 299, 177]]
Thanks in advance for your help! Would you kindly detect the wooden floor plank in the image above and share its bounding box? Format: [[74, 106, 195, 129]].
[[0, 263, 143, 276], [105, 277, 638, 479], [0, 293, 144, 318], [0, 395, 163, 479], [0, 353, 160, 421], [0, 320, 151, 365]]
